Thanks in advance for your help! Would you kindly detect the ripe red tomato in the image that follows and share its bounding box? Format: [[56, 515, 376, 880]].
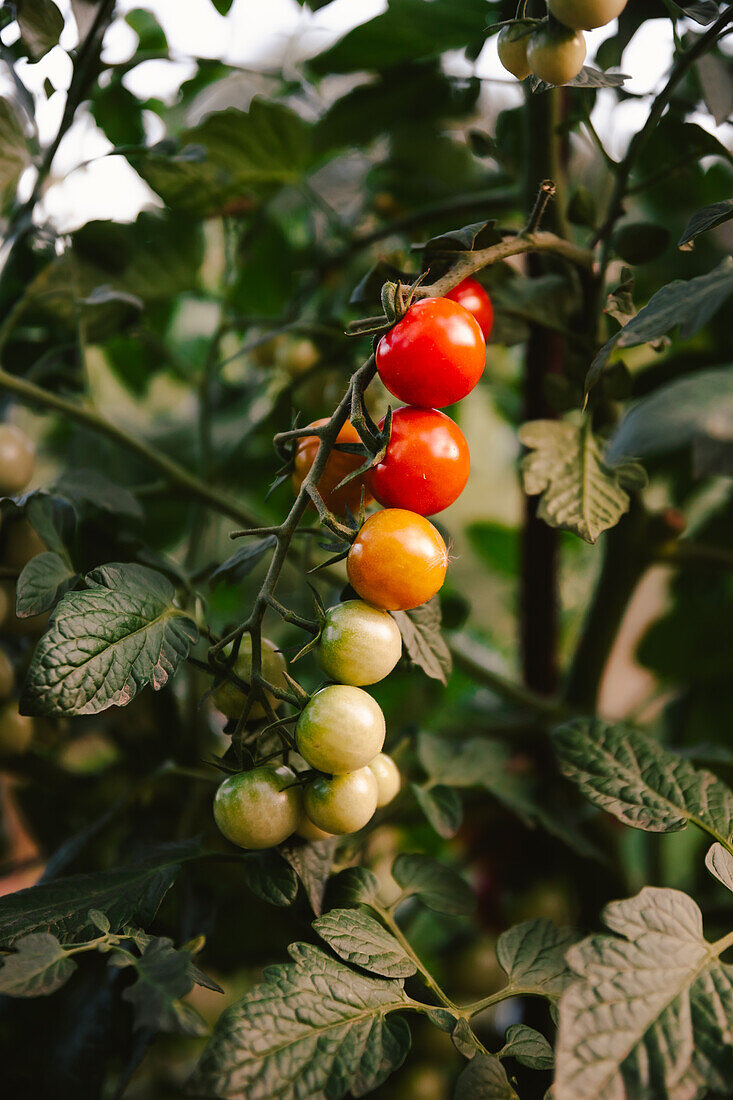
[[367, 407, 469, 516], [375, 298, 485, 409], [444, 278, 494, 340], [292, 419, 373, 516], [347, 508, 448, 611]]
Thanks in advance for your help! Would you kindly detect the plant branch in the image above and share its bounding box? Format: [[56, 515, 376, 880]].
[[448, 633, 561, 716]]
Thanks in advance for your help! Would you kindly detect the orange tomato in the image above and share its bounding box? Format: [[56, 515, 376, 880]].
[[347, 508, 448, 611], [292, 419, 372, 516]]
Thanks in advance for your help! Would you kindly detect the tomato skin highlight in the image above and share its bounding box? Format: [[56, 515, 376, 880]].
[[213, 764, 302, 849], [347, 508, 448, 611], [295, 684, 386, 774], [292, 419, 372, 516], [304, 767, 378, 835], [376, 298, 485, 409], [444, 278, 494, 340], [367, 407, 469, 516], [317, 599, 402, 686]]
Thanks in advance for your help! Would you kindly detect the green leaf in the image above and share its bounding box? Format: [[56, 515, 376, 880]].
[[553, 719, 733, 842], [422, 219, 502, 255], [0, 932, 76, 997], [678, 199, 733, 249], [497, 918, 578, 1001], [466, 521, 518, 576], [190, 942, 412, 1099], [392, 598, 451, 684], [586, 258, 733, 396], [669, 0, 721, 23], [613, 222, 669, 266], [500, 1024, 554, 1070], [413, 783, 463, 838], [55, 469, 144, 520], [17, 0, 64, 59], [555, 886, 733, 1100], [210, 535, 277, 585], [91, 79, 145, 146], [16, 552, 77, 618], [0, 97, 30, 196], [122, 936, 205, 1036], [454, 1054, 519, 1099], [706, 842, 733, 894], [309, 0, 492, 75], [136, 99, 313, 215], [328, 866, 380, 908], [21, 562, 198, 716], [281, 838, 339, 917], [606, 365, 733, 464], [125, 7, 168, 52], [241, 851, 299, 908], [313, 908, 417, 978], [0, 838, 203, 947], [391, 853, 474, 916], [519, 419, 640, 544]]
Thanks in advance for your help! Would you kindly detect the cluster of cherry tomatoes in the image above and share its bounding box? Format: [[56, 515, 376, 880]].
[[212, 278, 492, 850], [498, 0, 627, 86]]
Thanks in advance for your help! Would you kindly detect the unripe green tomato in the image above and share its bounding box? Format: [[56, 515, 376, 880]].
[[59, 731, 120, 775], [304, 767, 378, 835], [0, 648, 13, 700], [0, 425, 35, 495], [296, 685, 385, 774], [275, 336, 319, 376], [211, 636, 287, 721], [317, 600, 402, 686], [0, 704, 33, 755], [368, 753, 401, 808], [213, 764, 302, 849], [548, 0, 627, 29], [296, 813, 334, 841], [528, 24, 586, 84], [497, 25, 532, 80]]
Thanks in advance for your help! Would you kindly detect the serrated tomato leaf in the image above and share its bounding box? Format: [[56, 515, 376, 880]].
[[0, 932, 76, 997], [313, 908, 416, 978], [16, 551, 78, 618]]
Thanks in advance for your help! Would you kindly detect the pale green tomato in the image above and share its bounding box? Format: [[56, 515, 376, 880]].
[[548, 0, 627, 29], [296, 685, 385, 774], [0, 704, 33, 755], [211, 636, 287, 720], [368, 753, 401, 808], [296, 813, 334, 841], [213, 764, 301, 849], [0, 425, 35, 495], [497, 25, 532, 80], [528, 25, 586, 84], [59, 732, 120, 775], [317, 600, 402, 686], [0, 648, 13, 700], [304, 767, 378, 835]]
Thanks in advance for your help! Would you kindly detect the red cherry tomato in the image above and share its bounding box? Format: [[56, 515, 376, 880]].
[[367, 407, 469, 516], [376, 298, 485, 409], [292, 419, 373, 516], [347, 508, 448, 611], [444, 278, 494, 340]]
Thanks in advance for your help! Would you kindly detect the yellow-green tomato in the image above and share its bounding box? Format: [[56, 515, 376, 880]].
[[528, 24, 586, 84], [317, 600, 402, 686], [296, 685, 385, 774], [0, 704, 33, 756], [497, 25, 532, 80], [548, 0, 627, 29], [213, 764, 301, 849], [368, 753, 401, 808], [211, 636, 287, 720], [304, 767, 378, 835], [0, 648, 13, 699], [296, 813, 334, 841], [0, 425, 35, 495]]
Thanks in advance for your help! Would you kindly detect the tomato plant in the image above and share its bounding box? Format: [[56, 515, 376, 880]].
[[367, 406, 470, 516], [0, 2, 732, 1098]]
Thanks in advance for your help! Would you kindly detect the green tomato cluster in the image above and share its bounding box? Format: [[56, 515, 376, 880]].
[[212, 601, 403, 849], [498, 0, 627, 85]]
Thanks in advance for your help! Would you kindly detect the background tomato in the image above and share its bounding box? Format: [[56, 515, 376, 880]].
[[376, 298, 485, 408], [292, 419, 372, 515], [213, 765, 302, 849], [528, 24, 586, 84], [367, 407, 470, 516], [211, 636, 287, 720], [347, 508, 448, 611], [548, 0, 627, 29], [368, 753, 401, 807], [497, 25, 532, 80], [0, 424, 35, 495], [444, 278, 494, 340]]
